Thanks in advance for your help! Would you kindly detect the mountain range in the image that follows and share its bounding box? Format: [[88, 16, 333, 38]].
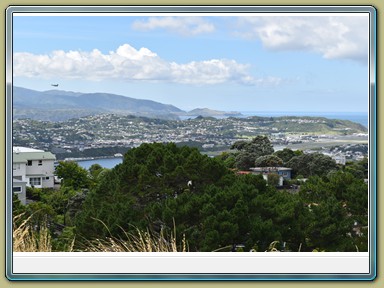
[[12, 87, 242, 121]]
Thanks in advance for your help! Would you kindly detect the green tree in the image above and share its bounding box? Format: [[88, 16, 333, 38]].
[[55, 161, 90, 190], [232, 136, 274, 170], [267, 173, 281, 186], [51, 226, 76, 252], [254, 155, 283, 167], [298, 171, 368, 251], [230, 140, 248, 151], [286, 153, 337, 178], [273, 148, 297, 165], [70, 142, 364, 252], [305, 196, 354, 251], [88, 163, 104, 180], [13, 194, 27, 223], [344, 158, 368, 180], [216, 152, 236, 168], [74, 143, 233, 242], [40, 187, 76, 218], [25, 201, 56, 229]]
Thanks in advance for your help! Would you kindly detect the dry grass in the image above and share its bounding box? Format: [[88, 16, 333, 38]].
[[85, 228, 188, 252], [85, 219, 188, 252], [13, 213, 186, 252], [265, 240, 280, 252], [13, 213, 52, 252], [14, 214, 301, 253]]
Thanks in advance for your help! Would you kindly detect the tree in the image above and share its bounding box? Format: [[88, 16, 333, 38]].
[[267, 173, 281, 186], [234, 151, 254, 170], [216, 152, 236, 168], [344, 158, 368, 180], [55, 161, 90, 190], [254, 155, 283, 167], [88, 163, 104, 180], [298, 171, 368, 252], [230, 140, 248, 151], [274, 148, 297, 165], [286, 153, 337, 178], [232, 136, 274, 170], [305, 196, 354, 251], [13, 194, 26, 221], [248, 136, 274, 156], [70, 141, 364, 252], [74, 142, 233, 242]]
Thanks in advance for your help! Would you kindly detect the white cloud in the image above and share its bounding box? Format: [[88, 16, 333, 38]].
[[235, 16, 369, 63], [13, 44, 281, 86], [132, 16, 215, 36]]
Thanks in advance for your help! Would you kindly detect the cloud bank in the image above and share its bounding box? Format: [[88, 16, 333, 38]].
[[235, 16, 368, 63], [13, 44, 280, 86], [130, 15, 368, 63]]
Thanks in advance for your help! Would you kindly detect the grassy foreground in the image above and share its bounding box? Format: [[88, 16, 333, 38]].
[[13, 214, 187, 252], [13, 214, 309, 252]]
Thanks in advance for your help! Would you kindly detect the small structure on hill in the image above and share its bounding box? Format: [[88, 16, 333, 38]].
[[249, 167, 292, 186]]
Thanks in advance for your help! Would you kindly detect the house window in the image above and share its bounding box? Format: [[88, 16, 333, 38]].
[[27, 160, 33, 166], [13, 187, 22, 193], [38, 160, 43, 166], [29, 177, 41, 186], [45, 177, 50, 180]]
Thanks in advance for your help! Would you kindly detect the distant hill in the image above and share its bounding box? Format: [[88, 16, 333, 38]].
[[13, 87, 184, 121], [186, 108, 242, 117]]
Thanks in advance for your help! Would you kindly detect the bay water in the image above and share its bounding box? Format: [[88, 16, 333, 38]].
[[77, 157, 123, 170]]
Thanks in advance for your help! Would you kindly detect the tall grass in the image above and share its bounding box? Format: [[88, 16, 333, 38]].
[[13, 213, 187, 252], [84, 218, 188, 252], [84, 227, 187, 252], [13, 213, 52, 252], [14, 214, 307, 252]]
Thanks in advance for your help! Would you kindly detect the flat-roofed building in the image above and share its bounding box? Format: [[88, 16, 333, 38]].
[[12, 147, 56, 193], [249, 167, 292, 186]]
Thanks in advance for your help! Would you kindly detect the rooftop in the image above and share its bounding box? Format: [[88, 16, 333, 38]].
[[13, 149, 56, 163], [13, 146, 44, 153]]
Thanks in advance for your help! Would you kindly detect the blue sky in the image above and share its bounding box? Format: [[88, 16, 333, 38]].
[[12, 13, 370, 113]]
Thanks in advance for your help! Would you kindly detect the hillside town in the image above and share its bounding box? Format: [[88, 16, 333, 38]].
[[13, 114, 368, 161]]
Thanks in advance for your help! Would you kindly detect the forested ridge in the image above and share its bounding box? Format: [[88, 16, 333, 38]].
[[14, 138, 368, 252]]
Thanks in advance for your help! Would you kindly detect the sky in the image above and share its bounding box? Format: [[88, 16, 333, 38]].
[[12, 12, 371, 113]]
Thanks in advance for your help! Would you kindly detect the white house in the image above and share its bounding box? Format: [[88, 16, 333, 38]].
[[12, 147, 56, 194], [249, 167, 293, 186]]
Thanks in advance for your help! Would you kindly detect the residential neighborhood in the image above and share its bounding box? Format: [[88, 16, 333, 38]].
[[12, 113, 368, 161]]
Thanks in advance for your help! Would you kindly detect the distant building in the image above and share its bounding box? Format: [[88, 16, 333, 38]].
[[12, 147, 56, 203], [332, 154, 346, 165], [249, 167, 292, 186]]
